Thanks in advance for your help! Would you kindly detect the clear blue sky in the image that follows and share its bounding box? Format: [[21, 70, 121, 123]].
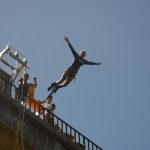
[[0, 0, 150, 150]]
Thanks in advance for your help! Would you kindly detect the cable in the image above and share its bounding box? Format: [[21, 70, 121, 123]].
[[19, 68, 28, 150], [20, 104, 25, 150], [15, 67, 27, 150], [15, 121, 21, 150], [6, 46, 28, 150], [15, 66, 28, 150]]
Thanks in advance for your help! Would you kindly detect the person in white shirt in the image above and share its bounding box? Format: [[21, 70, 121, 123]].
[[44, 95, 56, 124]]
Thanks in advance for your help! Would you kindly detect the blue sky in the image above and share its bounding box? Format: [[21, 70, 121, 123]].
[[0, 0, 150, 150]]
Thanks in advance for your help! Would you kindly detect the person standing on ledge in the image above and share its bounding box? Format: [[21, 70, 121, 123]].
[[47, 36, 102, 94]]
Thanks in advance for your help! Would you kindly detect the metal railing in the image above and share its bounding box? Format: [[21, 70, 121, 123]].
[[0, 75, 103, 150]]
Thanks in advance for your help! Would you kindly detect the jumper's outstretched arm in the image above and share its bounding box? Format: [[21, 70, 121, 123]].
[[64, 36, 79, 57], [83, 59, 102, 66]]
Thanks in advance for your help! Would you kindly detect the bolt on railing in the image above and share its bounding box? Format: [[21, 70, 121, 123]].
[[0, 75, 103, 150]]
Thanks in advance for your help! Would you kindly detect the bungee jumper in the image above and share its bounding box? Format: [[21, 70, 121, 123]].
[[47, 36, 102, 95]]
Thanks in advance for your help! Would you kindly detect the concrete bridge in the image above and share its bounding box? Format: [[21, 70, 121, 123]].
[[0, 68, 102, 150]]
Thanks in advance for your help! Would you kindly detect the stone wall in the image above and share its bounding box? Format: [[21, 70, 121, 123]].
[[0, 94, 84, 150]]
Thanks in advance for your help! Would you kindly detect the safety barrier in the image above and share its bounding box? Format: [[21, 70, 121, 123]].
[[0, 75, 103, 150]]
